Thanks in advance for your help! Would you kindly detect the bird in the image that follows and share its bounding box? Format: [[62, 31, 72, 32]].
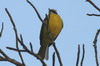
[[38, 9, 63, 60]]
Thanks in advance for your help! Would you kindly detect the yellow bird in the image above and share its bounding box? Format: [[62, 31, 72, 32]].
[[38, 9, 63, 60]]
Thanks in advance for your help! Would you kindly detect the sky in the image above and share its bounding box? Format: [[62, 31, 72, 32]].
[[0, 0, 100, 66]]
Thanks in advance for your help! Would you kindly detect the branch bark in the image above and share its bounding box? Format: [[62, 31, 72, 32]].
[[5, 8, 25, 66], [26, 0, 44, 23], [0, 22, 4, 37], [5, 8, 46, 66], [52, 52, 55, 66], [86, 0, 100, 16], [93, 29, 100, 66], [0, 49, 23, 66], [76, 45, 80, 66], [87, 14, 100, 16], [86, 0, 100, 12], [80, 44, 85, 66]]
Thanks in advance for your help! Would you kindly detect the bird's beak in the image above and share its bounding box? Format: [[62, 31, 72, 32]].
[[48, 8, 51, 14], [48, 8, 51, 11]]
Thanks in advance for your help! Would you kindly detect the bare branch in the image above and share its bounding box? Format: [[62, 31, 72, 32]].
[[7, 46, 46, 66], [6, 47, 26, 52], [19, 34, 29, 50], [0, 49, 23, 66], [5, 8, 25, 66], [80, 44, 85, 66], [30, 42, 34, 53], [93, 29, 100, 66], [53, 43, 63, 66], [18, 35, 47, 66], [76, 45, 80, 66], [20, 34, 24, 43], [5, 8, 46, 66], [26, 0, 44, 23], [0, 22, 4, 37], [52, 52, 55, 66], [0, 56, 6, 61], [0, 49, 9, 58], [87, 14, 100, 16], [86, 0, 100, 12]]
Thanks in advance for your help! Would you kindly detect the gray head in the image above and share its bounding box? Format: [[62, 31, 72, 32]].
[[49, 8, 58, 14]]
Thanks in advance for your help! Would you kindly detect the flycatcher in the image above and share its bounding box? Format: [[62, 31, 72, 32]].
[[38, 9, 63, 60]]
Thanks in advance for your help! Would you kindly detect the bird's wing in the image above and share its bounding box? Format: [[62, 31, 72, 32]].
[[40, 16, 48, 46]]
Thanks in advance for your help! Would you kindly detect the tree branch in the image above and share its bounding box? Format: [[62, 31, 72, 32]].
[[53, 43, 63, 66], [5, 8, 25, 66], [87, 14, 100, 16], [86, 0, 100, 16], [6, 47, 26, 52], [18, 35, 47, 66], [86, 0, 100, 65], [52, 52, 55, 66], [5, 8, 46, 66], [0, 49, 23, 66], [93, 29, 100, 66], [86, 0, 100, 12], [26, 0, 44, 23], [76, 45, 80, 66], [0, 22, 4, 37], [30, 42, 34, 53], [80, 44, 85, 66]]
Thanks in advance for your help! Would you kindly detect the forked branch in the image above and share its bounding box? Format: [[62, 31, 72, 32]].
[[5, 8, 46, 66], [0, 49, 23, 66]]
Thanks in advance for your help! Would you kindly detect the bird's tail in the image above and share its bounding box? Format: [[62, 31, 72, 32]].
[[38, 45, 49, 60]]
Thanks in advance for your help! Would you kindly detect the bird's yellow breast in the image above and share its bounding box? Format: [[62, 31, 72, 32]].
[[48, 13, 63, 39], [40, 13, 63, 46]]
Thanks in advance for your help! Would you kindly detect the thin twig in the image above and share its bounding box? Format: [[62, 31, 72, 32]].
[[18, 35, 47, 66], [0, 22, 4, 37], [30, 42, 34, 53], [53, 43, 63, 66], [80, 44, 85, 66], [93, 29, 100, 66], [7, 40, 46, 65], [87, 14, 100, 16], [26, 0, 44, 23], [6, 47, 26, 52], [76, 45, 80, 66], [86, 0, 100, 12], [19, 34, 29, 50], [52, 52, 55, 66], [20, 34, 24, 43], [5, 8, 25, 66]]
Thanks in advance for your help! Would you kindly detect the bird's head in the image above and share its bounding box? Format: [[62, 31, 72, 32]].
[[49, 8, 58, 14]]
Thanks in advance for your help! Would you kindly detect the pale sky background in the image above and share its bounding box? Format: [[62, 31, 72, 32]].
[[0, 0, 100, 66]]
